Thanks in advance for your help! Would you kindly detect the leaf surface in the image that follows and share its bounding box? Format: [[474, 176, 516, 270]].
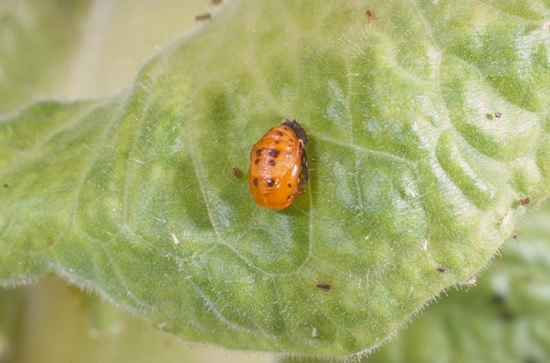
[[1, 0, 550, 357]]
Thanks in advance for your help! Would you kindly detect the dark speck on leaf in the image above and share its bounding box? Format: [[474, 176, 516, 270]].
[[232, 167, 243, 179], [492, 293, 506, 305], [195, 13, 211, 21]]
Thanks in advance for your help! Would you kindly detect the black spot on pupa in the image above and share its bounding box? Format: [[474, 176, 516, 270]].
[[268, 149, 280, 158], [255, 159, 260, 165], [287, 183, 292, 188], [266, 179, 275, 187], [253, 178, 259, 187], [256, 149, 263, 157], [268, 160, 276, 166], [276, 131, 283, 137]]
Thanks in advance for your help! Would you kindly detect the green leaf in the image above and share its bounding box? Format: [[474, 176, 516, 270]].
[[282, 199, 550, 363], [1, 0, 550, 357]]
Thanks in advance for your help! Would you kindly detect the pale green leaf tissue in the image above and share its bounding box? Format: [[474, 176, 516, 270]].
[[1, 0, 549, 359]]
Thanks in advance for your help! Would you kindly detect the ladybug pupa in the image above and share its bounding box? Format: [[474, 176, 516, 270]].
[[248, 120, 308, 210]]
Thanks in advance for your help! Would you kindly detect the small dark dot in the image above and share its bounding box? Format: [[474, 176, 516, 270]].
[[267, 149, 280, 158], [195, 13, 211, 21], [266, 179, 275, 187], [276, 131, 283, 137], [437, 267, 447, 273], [287, 195, 292, 200], [365, 9, 373, 18], [3, 183, 8, 189], [253, 178, 258, 187], [500, 310, 515, 321], [495, 111, 502, 118], [492, 293, 506, 305], [268, 159, 276, 166], [255, 159, 261, 165], [256, 149, 263, 157], [316, 283, 331, 291], [287, 183, 292, 188], [232, 167, 243, 179], [520, 197, 531, 206]]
